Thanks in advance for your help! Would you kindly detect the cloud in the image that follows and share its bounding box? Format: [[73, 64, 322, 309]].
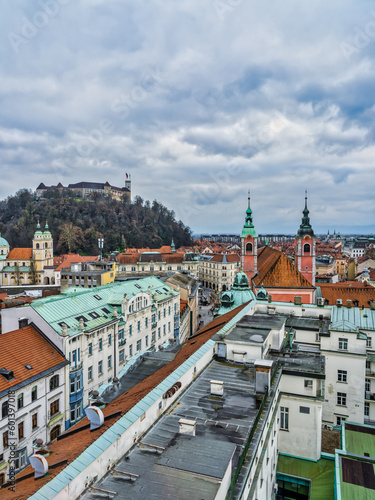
[[0, 0, 375, 234]]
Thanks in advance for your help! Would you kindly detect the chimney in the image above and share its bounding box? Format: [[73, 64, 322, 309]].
[[210, 380, 224, 396], [254, 360, 273, 394], [347, 300, 352, 308], [294, 296, 302, 305], [179, 418, 196, 436], [61, 323, 68, 336]]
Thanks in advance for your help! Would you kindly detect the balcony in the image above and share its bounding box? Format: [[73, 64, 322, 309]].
[[118, 338, 126, 347], [70, 362, 83, 373], [365, 391, 375, 401], [152, 322, 157, 329]]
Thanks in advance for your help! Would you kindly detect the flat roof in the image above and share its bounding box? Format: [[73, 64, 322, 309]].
[[80, 359, 266, 500]]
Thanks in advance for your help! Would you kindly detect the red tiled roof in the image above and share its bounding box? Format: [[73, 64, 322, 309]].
[[0, 325, 67, 394], [5, 303, 249, 500], [254, 246, 314, 288], [319, 282, 375, 307], [210, 253, 240, 263], [7, 248, 33, 260], [55, 254, 99, 272], [162, 253, 185, 264]]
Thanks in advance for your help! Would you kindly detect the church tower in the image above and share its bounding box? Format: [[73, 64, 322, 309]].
[[295, 192, 316, 286], [241, 192, 258, 282], [32, 221, 54, 272]]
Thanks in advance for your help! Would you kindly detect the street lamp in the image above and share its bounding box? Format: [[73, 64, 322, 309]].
[[98, 238, 104, 261]]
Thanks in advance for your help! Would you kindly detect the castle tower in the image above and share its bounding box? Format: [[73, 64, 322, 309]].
[[33, 221, 54, 272], [125, 173, 131, 198], [240, 192, 258, 282], [295, 192, 316, 286]]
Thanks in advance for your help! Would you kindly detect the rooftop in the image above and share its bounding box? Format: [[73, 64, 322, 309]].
[[330, 305, 375, 332], [0, 325, 68, 397]]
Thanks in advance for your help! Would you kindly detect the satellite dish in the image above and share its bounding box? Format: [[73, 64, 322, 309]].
[[85, 406, 104, 430], [29, 454, 48, 479]]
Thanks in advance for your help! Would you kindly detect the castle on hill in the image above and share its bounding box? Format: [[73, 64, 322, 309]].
[[36, 174, 131, 202]]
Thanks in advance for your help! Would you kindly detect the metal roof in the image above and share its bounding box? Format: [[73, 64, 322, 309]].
[[330, 305, 375, 332]]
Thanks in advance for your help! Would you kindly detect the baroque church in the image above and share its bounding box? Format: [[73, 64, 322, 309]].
[[218, 194, 317, 313], [0, 222, 54, 287]]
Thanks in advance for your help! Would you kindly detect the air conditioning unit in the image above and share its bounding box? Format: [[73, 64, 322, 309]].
[[317, 297, 325, 307], [336, 299, 342, 307]]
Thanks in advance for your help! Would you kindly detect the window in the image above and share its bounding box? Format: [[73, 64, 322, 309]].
[[17, 393, 24, 410], [164, 308, 166, 318], [336, 416, 346, 426], [365, 402, 370, 417], [304, 380, 313, 389], [129, 325, 132, 336], [137, 340, 142, 351], [32, 413, 38, 429], [50, 425, 61, 442], [31, 386, 37, 402], [367, 337, 372, 348], [152, 331, 156, 342], [50, 399, 59, 416], [88, 366, 93, 380], [50, 375, 59, 390], [365, 379, 371, 394], [338, 370, 347, 383], [70, 402, 82, 423], [99, 338, 103, 350], [88, 343, 93, 355], [3, 431, 8, 448], [14, 448, 27, 470], [70, 378, 75, 394], [108, 355, 112, 369], [1, 401, 7, 419], [303, 243, 310, 253], [138, 321, 141, 331], [98, 360, 103, 375], [145, 335, 149, 347], [18, 422, 24, 440], [337, 392, 346, 406], [246, 242, 253, 253], [119, 350, 125, 362], [108, 334, 112, 346], [129, 345, 133, 357], [145, 318, 148, 327], [280, 407, 289, 430], [158, 327, 161, 339], [338, 338, 348, 350], [168, 322, 171, 332], [158, 311, 161, 320], [299, 406, 310, 414]]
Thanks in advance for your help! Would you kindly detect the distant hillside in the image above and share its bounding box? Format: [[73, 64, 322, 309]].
[[0, 189, 193, 255]]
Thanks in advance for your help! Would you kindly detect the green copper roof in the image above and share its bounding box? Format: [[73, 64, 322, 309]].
[[217, 271, 256, 315], [43, 221, 51, 235], [34, 221, 43, 235], [297, 193, 315, 238], [31, 276, 178, 336], [0, 236, 9, 247], [240, 194, 258, 238]]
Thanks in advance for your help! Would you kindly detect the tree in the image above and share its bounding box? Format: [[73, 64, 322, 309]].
[[29, 257, 38, 285], [14, 263, 21, 286], [58, 223, 83, 253]]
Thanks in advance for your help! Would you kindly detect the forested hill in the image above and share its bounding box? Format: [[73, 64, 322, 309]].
[[0, 190, 193, 255]]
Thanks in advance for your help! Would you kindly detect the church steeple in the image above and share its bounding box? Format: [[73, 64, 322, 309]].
[[240, 191, 258, 282], [241, 191, 258, 238], [297, 191, 315, 238]]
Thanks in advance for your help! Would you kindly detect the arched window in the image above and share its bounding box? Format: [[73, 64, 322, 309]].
[[36, 243, 39, 249], [50, 425, 61, 442], [246, 242, 253, 253], [50, 375, 59, 391], [2, 401, 8, 419], [303, 243, 310, 254], [45, 242, 48, 248]]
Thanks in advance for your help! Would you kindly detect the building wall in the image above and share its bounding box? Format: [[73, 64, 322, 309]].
[[0, 365, 67, 480], [198, 259, 239, 292]]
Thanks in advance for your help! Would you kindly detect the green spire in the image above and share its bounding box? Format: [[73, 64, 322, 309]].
[[171, 238, 176, 253], [35, 220, 43, 235], [297, 191, 315, 238], [240, 191, 258, 238], [44, 220, 51, 235]]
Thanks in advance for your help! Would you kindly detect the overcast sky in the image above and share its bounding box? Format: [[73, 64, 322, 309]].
[[1, 1, 375, 235]]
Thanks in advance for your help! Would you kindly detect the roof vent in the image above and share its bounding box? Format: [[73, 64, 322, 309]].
[[29, 454, 48, 479], [61, 323, 68, 337], [179, 418, 196, 436], [85, 406, 104, 431], [317, 297, 325, 307], [210, 380, 224, 396], [0, 368, 14, 381], [294, 296, 302, 305]]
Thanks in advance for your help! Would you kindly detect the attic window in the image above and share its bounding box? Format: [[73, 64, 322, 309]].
[[155, 290, 162, 295], [163, 288, 169, 292], [58, 322, 68, 328], [102, 307, 110, 314], [89, 312, 100, 319], [94, 295, 102, 300], [75, 316, 88, 323], [0, 369, 14, 381], [25, 364, 32, 370], [134, 284, 141, 289]]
